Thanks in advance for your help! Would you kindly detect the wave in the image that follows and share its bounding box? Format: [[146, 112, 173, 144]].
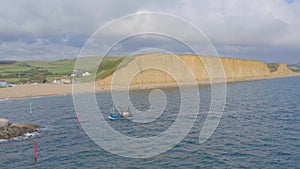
[[37, 127, 49, 132], [0, 98, 10, 102], [0, 139, 8, 143], [12, 132, 39, 141], [31, 96, 42, 99], [0, 133, 38, 143]]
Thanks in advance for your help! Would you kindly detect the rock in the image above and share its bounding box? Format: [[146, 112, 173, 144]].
[[10, 123, 39, 132], [0, 118, 10, 127], [0, 122, 39, 139], [1, 132, 10, 139]]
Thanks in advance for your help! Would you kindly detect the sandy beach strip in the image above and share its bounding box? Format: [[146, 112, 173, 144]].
[[0, 84, 73, 99], [0, 74, 299, 99], [0, 82, 182, 99]]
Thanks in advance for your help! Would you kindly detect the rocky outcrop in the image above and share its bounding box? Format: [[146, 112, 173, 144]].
[[0, 119, 38, 139], [0, 119, 10, 127], [96, 53, 296, 87], [271, 63, 295, 76]]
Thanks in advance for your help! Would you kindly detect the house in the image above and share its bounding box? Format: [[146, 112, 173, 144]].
[[71, 69, 91, 77], [62, 79, 71, 84], [0, 81, 9, 87], [72, 69, 84, 77], [53, 75, 71, 84], [53, 79, 61, 84], [82, 72, 91, 77]]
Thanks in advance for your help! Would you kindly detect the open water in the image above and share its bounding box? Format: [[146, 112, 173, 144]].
[[0, 76, 299, 168]]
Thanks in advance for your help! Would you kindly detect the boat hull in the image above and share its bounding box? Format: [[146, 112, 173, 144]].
[[108, 114, 128, 120]]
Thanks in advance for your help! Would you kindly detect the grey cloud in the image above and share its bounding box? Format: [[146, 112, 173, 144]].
[[0, 0, 299, 64]]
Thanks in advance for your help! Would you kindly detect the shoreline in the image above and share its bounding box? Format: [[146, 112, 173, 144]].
[[0, 74, 299, 99]]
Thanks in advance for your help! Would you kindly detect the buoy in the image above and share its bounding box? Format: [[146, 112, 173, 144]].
[[33, 141, 37, 162]]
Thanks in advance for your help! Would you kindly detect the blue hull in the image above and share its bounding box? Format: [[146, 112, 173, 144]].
[[108, 114, 128, 120]]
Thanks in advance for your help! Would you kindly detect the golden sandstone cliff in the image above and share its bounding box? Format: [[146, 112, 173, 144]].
[[96, 53, 296, 87], [272, 63, 294, 76]]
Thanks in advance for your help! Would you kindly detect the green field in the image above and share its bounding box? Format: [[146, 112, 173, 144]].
[[288, 63, 300, 72], [0, 56, 124, 83], [0, 59, 76, 83]]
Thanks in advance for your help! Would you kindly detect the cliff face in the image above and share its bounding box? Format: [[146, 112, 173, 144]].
[[271, 63, 294, 76], [221, 58, 271, 80], [96, 53, 295, 86]]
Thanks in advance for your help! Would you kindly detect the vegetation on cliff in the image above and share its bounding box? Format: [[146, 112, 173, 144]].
[[267, 63, 280, 72], [96, 57, 125, 79]]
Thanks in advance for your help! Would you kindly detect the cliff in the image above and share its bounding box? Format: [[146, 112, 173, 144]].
[[96, 53, 296, 87], [271, 63, 294, 76]]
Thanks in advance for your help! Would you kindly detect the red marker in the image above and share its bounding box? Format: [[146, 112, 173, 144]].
[[33, 141, 37, 162], [77, 112, 80, 129]]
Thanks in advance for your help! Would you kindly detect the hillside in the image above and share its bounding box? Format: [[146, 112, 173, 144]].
[[288, 63, 300, 72], [0, 59, 75, 83], [96, 53, 297, 87], [0, 56, 121, 83]]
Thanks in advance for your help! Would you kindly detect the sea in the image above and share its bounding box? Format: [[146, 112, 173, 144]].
[[0, 76, 299, 168]]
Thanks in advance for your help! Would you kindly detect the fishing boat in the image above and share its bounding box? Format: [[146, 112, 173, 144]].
[[108, 107, 133, 120]]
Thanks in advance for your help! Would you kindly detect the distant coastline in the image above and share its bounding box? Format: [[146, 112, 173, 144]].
[[96, 54, 298, 87], [0, 74, 299, 99], [1, 54, 299, 99]]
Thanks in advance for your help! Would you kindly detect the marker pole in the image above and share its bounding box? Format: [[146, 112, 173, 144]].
[[77, 112, 80, 129], [33, 141, 37, 162], [30, 101, 32, 114]]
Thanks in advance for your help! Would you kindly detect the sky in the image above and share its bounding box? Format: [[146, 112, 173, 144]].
[[0, 0, 299, 64]]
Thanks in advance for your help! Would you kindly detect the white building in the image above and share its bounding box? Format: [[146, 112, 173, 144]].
[[82, 72, 91, 77]]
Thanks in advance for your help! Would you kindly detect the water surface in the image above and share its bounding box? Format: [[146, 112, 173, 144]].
[[0, 76, 299, 168]]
